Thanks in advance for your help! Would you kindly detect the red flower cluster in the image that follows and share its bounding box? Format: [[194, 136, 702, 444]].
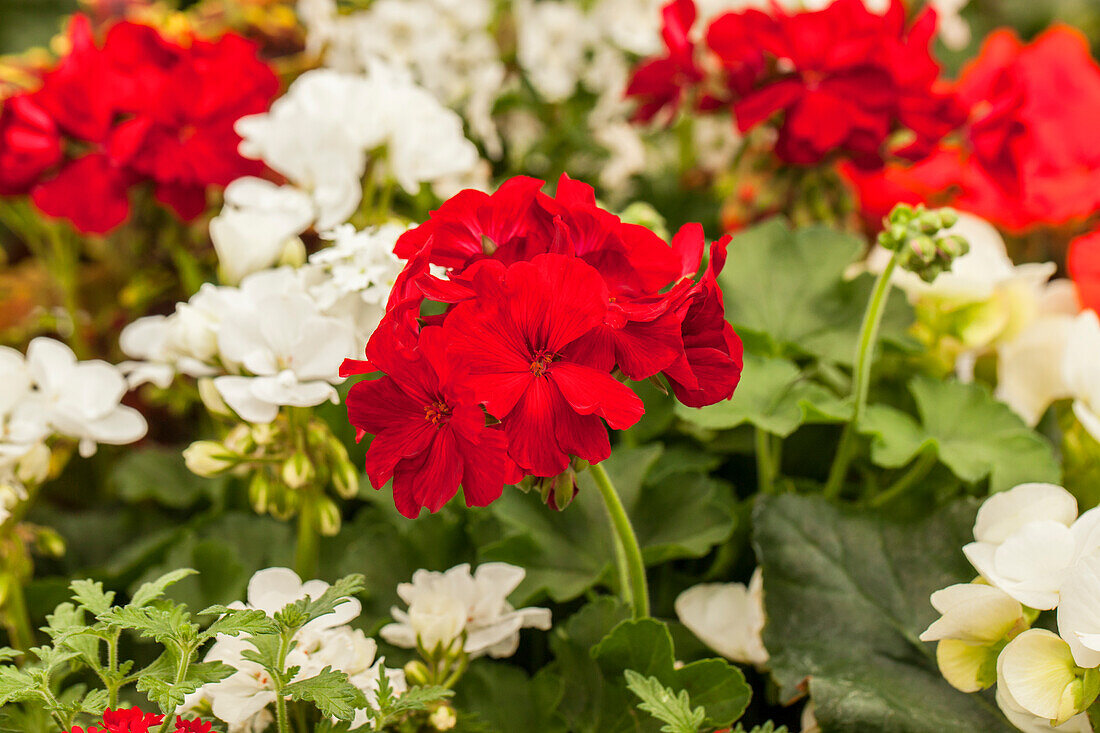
[[627, 0, 961, 169], [847, 26, 1100, 233], [65, 708, 213, 733], [1069, 231, 1100, 315], [0, 15, 278, 233], [344, 175, 743, 518]]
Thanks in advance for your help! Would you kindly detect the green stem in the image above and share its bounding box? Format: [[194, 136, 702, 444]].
[[155, 646, 192, 733], [823, 252, 900, 499], [869, 449, 937, 508], [107, 629, 121, 707], [3, 577, 34, 653], [273, 633, 293, 733], [294, 496, 319, 580], [609, 532, 631, 606], [755, 428, 777, 495], [590, 463, 649, 619]]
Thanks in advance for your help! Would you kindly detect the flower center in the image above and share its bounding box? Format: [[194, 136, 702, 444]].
[[529, 350, 556, 377], [424, 400, 452, 427]]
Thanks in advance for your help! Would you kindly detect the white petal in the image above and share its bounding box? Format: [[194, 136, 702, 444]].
[[675, 581, 768, 666], [213, 376, 280, 424], [995, 315, 1074, 426], [999, 629, 1080, 722], [974, 483, 1077, 544], [1058, 553, 1100, 667]]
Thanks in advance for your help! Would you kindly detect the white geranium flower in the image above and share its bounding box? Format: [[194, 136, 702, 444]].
[[211, 178, 314, 285], [213, 269, 356, 424], [998, 629, 1098, 728], [963, 483, 1100, 610], [516, 0, 594, 103], [920, 582, 1027, 692], [995, 279, 1079, 427], [188, 568, 406, 733], [1063, 310, 1100, 444], [23, 338, 147, 457], [675, 569, 769, 667], [381, 563, 552, 658], [1057, 553, 1100, 669]]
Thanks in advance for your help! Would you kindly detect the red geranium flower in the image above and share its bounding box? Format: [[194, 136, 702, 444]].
[[344, 322, 518, 518], [847, 26, 1100, 232], [624, 0, 705, 124], [8, 14, 277, 233], [1068, 231, 1100, 314], [101, 708, 164, 733], [706, 0, 960, 168], [0, 94, 63, 195], [445, 253, 645, 476]]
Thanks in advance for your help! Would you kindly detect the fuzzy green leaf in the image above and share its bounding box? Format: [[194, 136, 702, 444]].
[[129, 568, 198, 608], [284, 667, 369, 720], [624, 670, 706, 733]]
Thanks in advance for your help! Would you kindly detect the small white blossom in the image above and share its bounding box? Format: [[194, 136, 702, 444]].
[[963, 483, 1100, 610], [998, 629, 1096, 728], [675, 569, 769, 667], [211, 178, 314, 285], [187, 568, 405, 733], [381, 563, 552, 658]]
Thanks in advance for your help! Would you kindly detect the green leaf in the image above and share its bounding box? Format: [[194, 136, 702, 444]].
[[99, 605, 197, 646], [382, 683, 454, 716], [860, 376, 1060, 493], [452, 661, 566, 733], [624, 671, 706, 733], [593, 620, 750, 728], [129, 568, 198, 608], [110, 447, 224, 509], [482, 445, 735, 603], [720, 219, 913, 364], [0, 666, 40, 705], [284, 667, 370, 720], [69, 579, 115, 617], [732, 724, 789, 733], [200, 607, 279, 639], [675, 353, 850, 436], [298, 574, 366, 626], [753, 494, 1016, 732], [137, 657, 234, 713]]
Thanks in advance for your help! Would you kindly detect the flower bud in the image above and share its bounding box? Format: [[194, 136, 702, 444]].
[[249, 471, 274, 514], [267, 482, 300, 520], [332, 451, 360, 500], [281, 451, 315, 490], [404, 660, 431, 686], [429, 705, 458, 731], [15, 443, 51, 486], [198, 378, 232, 418], [223, 424, 255, 455], [33, 526, 66, 558], [908, 235, 938, 264], [315, 497, 342, 537], [279, 237, 307, 268], [251, 422, 277, 446], [183, 441, 237, 477]]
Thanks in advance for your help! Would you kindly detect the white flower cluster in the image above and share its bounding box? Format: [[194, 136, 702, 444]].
[[185, 567, 405, 733], [209, 64, 481, 287], [381, 563, 552, 658], [675, 568, 769, 668], [298, 0, 505, 157], [923, 483, 1100, 731], [0, 339, 147, 522]]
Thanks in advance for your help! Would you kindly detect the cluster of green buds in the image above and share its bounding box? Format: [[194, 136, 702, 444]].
[[517, 458, 588, 511], [183, 401, 358, 537], [878, 203, 968, 283]]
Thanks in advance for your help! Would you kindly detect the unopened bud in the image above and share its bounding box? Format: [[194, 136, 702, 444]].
[[281, 452, 315, 490], [16, 443, 51, 485], [332, 451, 360, 500], [429, 705, 458, 731], [909, 235, 938, 264], [198, 378, 232, 417], [34, 527, 66, 557], [278, 237, 307, 268], [267, 482, 300, 520], [315, 497, 342, 536], [183, 441, 237, 477], [249, 471, 274, 514], [251, 423, 277, 446], [887, 203, 914, 225], [223, 424, 255, 455], [404, 660, 431, 686], [939, 234, 969, 260]]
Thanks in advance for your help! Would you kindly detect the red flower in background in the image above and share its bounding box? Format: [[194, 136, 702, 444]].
[[625, 0, 704, 123], [627, 0, 961, 169], [847, 26, 1100, 233], [0, 14, 277, 233], [1069, 231, 1100, 314], [347, 176, 743, 516], [707, 0, 961, 168], [0, 95, 62, 195]]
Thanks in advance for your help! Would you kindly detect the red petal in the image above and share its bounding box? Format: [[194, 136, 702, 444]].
[[549, 362, 644, 430]]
